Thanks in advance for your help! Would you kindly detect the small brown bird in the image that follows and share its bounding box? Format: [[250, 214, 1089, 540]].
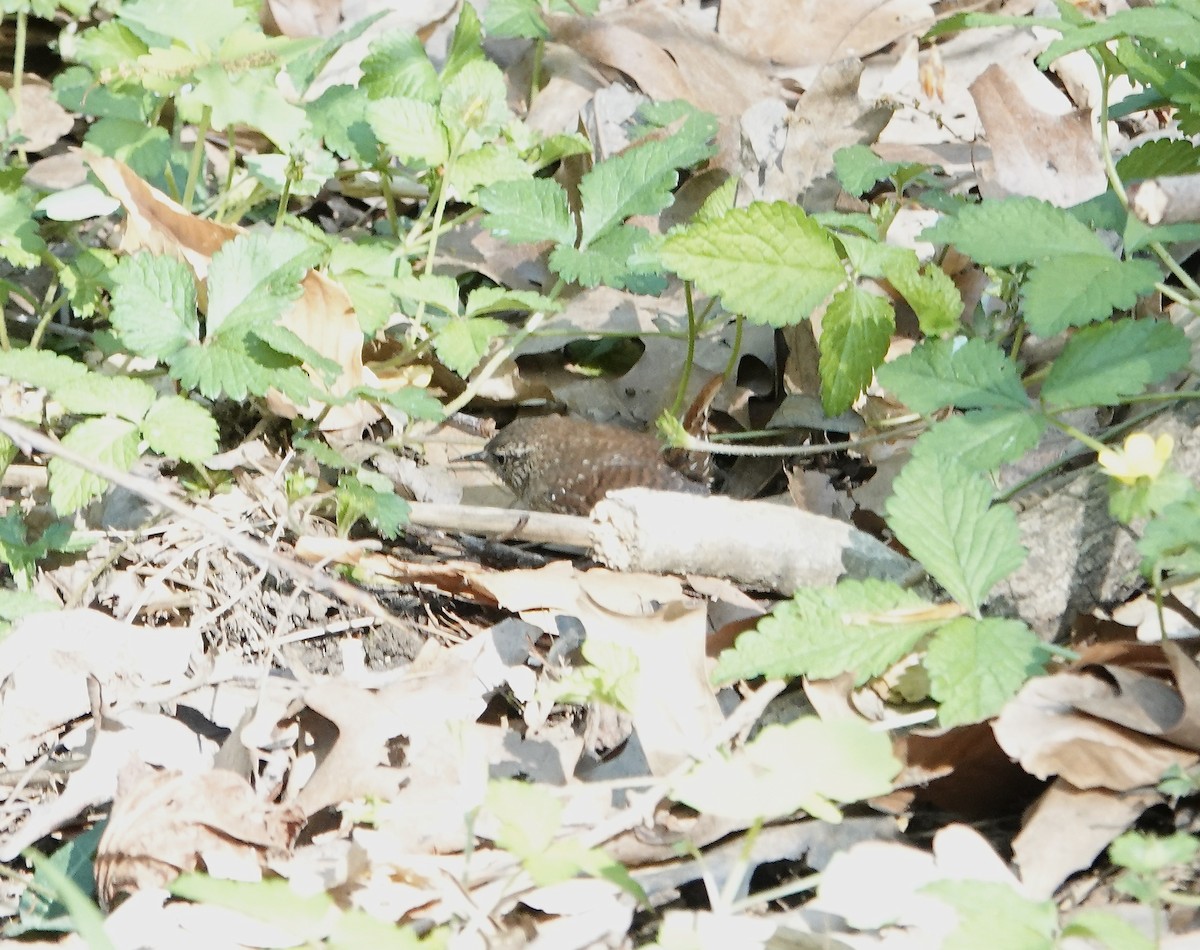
[[480, 415, 709, 515]]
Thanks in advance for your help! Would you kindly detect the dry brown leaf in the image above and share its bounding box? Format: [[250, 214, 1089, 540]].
[[96, 763, 303, 909], [718, 0, 934, 68], [264, 0, 340, 37], [992, 669, 1200, 791], [970, 61, 1107, 206], [1012, 779, 1160, 899], [547, 4, 776, 119]]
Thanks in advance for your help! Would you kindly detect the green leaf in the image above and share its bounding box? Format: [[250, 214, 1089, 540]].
[[1039, 7, 1200, 66], [0, 188, 48, 269], [446, 143, 530, 199], [0, 349, 89, 391], [22, 847, 114, 950], [366, 97, 448, 167], [189, 56, 310, 152], [1139, 496, 1200, 576], [48, 417, 141, 514], [923, 880, 1057, 950], [925, 617, 1047, 726], [442, 2, 485, 84], [62, 247, 117, 318], [117, 0, 252, 51], [141, 397, 218, 464], [578, 112, 716, 243], [1041, 318, 1189, 409], [660, 202, 845, 326], [913, 410, 1046, 472], [713, 579, 945, 686], [549, 225, 653, 288], [1116, 137, 1200, 180], [922, 196, 1108, 266], [1022, 255, 1161, 336], [335, 475, 409, 540], [1062, 909, 1156, 950], [359, 31, 439, 102], [876, 337, 1029, 414], [395, 273, 461, 316], [308, 84, 379, 164], [464, 286, 559, 317], [206, 230, 316, 336], [440, 59, 510, 147], [433, 316, 506, 377], [672, 717, 900, 823], [109, 253, 199, 361], [818, 285, 894, 416], [478, 177, 575, 245], [883, 256, 963, 336], [886, 454, 1026, 614], [54, 375, 156, 423], [834, 144, 906, 196], [484, 0, 548, 39]]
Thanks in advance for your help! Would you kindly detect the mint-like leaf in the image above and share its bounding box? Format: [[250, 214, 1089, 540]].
[[478, 178, 575, 245], [206, 230, 316, 335], [0, 349, 89, 391], [1041, 318, 1189, 409], [883, 256, 963, 336], [359, 31, 439, 102], [818, 285, 894, 416], [886, 454, 1027, 614], [109, 253, 199, 361], [54, 375, 156, 423], [141, 396, 218, 464], [366, 97, 449, 167], [48, 417, 141, 513], [877, 337, 1029, 413], [922, 196, 1109, 265], [913, 410, 1046, 472], [1022, 255, 1160, 336], [714, 579, 943, 685], [433, 316, 506, 377], [660, 202, 845, 326], [926, 617, 1048, 726]]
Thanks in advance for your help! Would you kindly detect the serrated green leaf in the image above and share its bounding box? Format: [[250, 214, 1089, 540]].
[[442, 2, 485, 83], [464, 286, 559, 316], [206, 230, 316, 336], [189, 57, 310, 152], [1041, 318, 1189, 409], [876, 337, 1029, 414], [1138, 496, 1200, 576], [359, 31, 439, 102], [54, 375, 156, 423], [0, 349, 89, 390], [366, 96, 448, 167], [925, 617, 1047, 726], [346, 385, 444, 421], [117, 0, 251, 51], [886, 454, 1026, 613], [837, 233, 912, 278], [433, 316, 506, 377], [307, 84, 379, 164], [713, 579, 943, 685], [440, 59, 510, 147], [924, 879, 1057, 950], [672, 717, 900, 823], [141, 397, 218, 463], [48, 417, 141, 513], [660, 202, 845, 326], [550, 225, 651, 288], [1039, 8, 1200, 67], [884, 256, 963, 336], [834, 144, 906, 196], [336, 474, 409, 540], [109, 253, 199, 360], [484, 0, 548, 39], [395, 273, 462, 315], [478, 177, 575, 245], [578, 115, 716, 243], [169, 337, 310, 402], [818, 285, 894, 416], [922, 196, 1108, 266], [1117, 137, 1200, 180], [1022, 255, 1161, 335], [62, 247, 117, 318], [913, 410, 1046, 472], [0, 189, 48, 269], [447, 143, 530, 199]]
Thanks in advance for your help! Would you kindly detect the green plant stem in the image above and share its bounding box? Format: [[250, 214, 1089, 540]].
[[411, 146, 461, 330], [681, 419, 927, 458], [441, 310, 548, 417], [669, 281, 698, 416], [28, 291, 67, 351], [11, 11, 26, 165], [529, 37, 545, 104], [274, 164, 294, 227], [1048, 416, 1109, 455], [182, 104, 212, 211], [731, 871, 821, 912], [377, 159, 399, 237]]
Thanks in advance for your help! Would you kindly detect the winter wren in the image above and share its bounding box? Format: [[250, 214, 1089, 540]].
[[481, 415, 709, 515]]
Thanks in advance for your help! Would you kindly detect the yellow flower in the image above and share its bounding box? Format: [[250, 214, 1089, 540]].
[[1098, 432, 1174, 485]]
